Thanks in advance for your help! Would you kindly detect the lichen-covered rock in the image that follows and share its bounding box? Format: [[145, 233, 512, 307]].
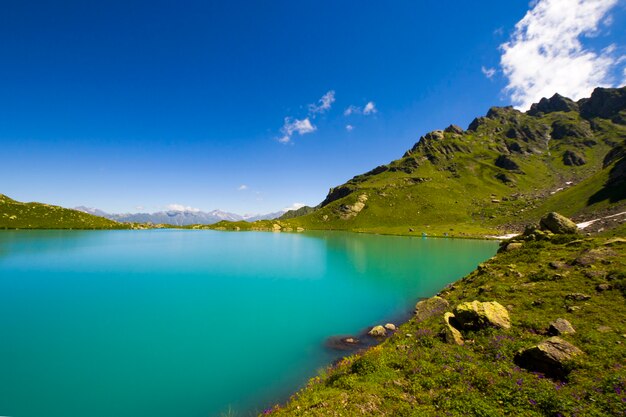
[[453, 300, 511, 330], [505, 242, 523, 251], [414, 296, 450, 323], [442, 312, 464, 345], [539, 212, 578, 234], [549, 318, 576, 336], [368, 325, 387, 337], [515, 336, 583, 379]]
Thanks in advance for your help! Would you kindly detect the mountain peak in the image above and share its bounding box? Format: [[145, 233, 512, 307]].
[[527, 93, 578, 116]]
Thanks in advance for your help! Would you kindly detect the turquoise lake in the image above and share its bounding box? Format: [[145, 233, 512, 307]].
[[0, 230, 498, 417]]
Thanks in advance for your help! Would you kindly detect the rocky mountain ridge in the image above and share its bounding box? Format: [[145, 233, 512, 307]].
[[75, 206, 286, 226]]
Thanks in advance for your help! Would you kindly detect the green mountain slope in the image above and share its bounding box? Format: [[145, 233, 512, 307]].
[[273, 87, 626, 236], [0, 194, 129, 229]]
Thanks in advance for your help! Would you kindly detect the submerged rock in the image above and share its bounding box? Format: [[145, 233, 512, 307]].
[[325, 336, 362, 351], [539, 212, 578, 234], [453, 300, 511, 330], [414, 296, 450, 323]]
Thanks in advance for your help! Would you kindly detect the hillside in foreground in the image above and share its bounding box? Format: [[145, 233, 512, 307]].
[[0, 194, 129, 229], [267, 221, 626, 416], [208, 87, 626, 237]]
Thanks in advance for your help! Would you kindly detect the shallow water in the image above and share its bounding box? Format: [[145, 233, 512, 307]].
[[0, 230, 497, 417]]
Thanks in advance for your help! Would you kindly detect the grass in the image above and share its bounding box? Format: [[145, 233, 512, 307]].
[[0, 194, 130, 229], [265, 231, 626, 416]]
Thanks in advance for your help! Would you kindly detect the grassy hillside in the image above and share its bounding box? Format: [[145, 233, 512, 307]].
[[266, 228, 626, 416], [208, 87, 626, 237], [0, 194, 129, 229]]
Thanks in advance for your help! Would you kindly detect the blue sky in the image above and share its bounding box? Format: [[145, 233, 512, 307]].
[[2, 0, 625, 214]]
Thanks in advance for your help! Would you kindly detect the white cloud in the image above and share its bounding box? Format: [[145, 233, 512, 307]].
[[343, 105, 360, 116], [346, 124, 354, 131], [363, 101, 377, 115], [309, 90, 336, 114], [238, 184, 248, 191], [283, 202, 305, 212], [344, 101, 377, 116], [166, 204, 200, 212], [481, 66, 497, 79], [500, 0, 623, 110], [278, 117, 316, 144], [134, 205, 145, 211]]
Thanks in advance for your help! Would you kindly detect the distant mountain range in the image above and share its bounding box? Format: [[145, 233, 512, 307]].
[[74, 206, 286, 226]]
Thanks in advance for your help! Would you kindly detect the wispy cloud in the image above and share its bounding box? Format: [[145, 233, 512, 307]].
[[237, 184, 248, 191], [308, 90, 336, 114], [278, 117, 316, 144], [499, 0, 623, 110], [363, 101, 377, 115], [481, 66, 496, 79], [345, 124, 354, 132], [277, 91, 335, 144], [283, 202, 305, 212], [344, 101, 378, 116], [134, 205, 145, 211], [166, 203, 200, 212], [343, 105, 360, 116]]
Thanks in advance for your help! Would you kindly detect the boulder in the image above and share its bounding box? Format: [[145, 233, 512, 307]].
[[515, 336, 583, 379], [539, 212, 578, 234], [368, 325, 387, 337], [548, 318, 576, 336], [414, 296, 450, 323], [384, 323, 396, 331], [505, 242, 523, 251], [596, 283, 612, 292], [442, 312, 464, 345], [453, 300, 511, 330]]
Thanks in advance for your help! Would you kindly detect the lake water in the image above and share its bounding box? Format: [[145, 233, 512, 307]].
[[0, 230, 497, 417]]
